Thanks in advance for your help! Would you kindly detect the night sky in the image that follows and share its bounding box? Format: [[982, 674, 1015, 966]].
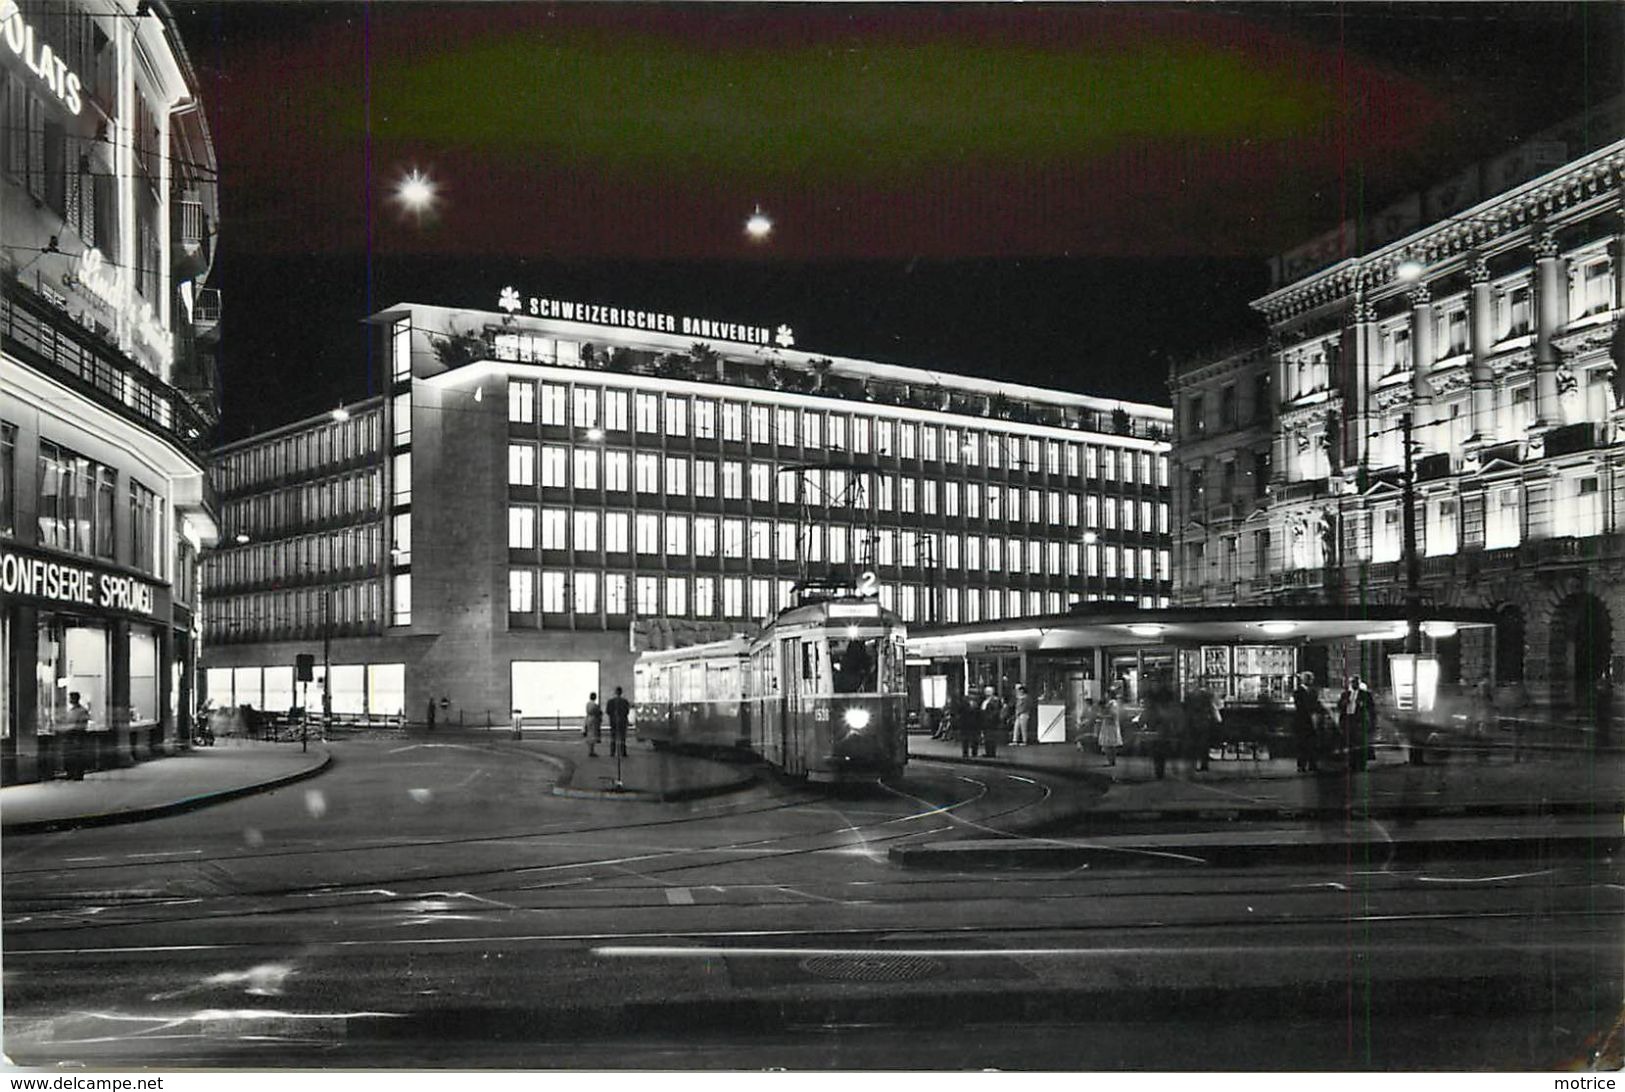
[[168, 2, 1623, 442]]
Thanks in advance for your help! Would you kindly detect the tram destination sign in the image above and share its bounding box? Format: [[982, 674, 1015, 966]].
[[0, 545, 156, 616]]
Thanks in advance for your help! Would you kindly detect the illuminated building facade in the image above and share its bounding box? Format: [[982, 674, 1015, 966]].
[[1173, 136, 1625, 708], [201, 296, 1172, 727], [1, 0, 220, 781]]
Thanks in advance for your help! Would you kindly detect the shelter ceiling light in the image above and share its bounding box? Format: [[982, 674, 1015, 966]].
[[1126, 624, 1165, 638], [1256, 621, 1297, 635]]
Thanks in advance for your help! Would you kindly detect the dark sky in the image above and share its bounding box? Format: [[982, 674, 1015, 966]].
[[168, 2, 1624, 441]]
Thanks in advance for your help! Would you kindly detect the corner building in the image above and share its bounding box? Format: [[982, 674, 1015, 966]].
[[1, 1, 221, 781], [202, 297, 1172, 728], [1173, 135, 1625, 710]]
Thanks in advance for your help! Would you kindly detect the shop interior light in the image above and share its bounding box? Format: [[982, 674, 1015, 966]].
[[1422, 621, 1458, 639]]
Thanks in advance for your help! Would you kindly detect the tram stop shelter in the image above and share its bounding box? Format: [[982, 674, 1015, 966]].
[[903, 604, 1498, 746]]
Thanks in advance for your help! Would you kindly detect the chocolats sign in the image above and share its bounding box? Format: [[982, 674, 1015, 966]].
[[0, 547, 156, 616]]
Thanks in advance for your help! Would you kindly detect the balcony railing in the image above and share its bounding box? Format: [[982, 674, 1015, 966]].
[[3, 281, 214, 462]]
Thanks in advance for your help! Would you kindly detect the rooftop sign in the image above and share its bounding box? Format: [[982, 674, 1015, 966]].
[[498, 286, 795, 349]]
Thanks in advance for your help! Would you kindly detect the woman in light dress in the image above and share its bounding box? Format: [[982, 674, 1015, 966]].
[[1096, 687, 1124, 766]]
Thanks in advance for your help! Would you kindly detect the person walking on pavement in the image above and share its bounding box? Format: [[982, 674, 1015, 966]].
[[60, 691, 91, 781], [1145, 684, 1177, 779], [606, 687, 632, 757], [1292, 671, 1323, 773], [583, 692, 603, 758], [1337, 675, 1377, 772], [1097, 687, 1124, 766], [980, 685, 1004, 759]]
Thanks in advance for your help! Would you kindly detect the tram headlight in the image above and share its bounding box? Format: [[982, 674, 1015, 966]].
[[843, 707, 871, 731]]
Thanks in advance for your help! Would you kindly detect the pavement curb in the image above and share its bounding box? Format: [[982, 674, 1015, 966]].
[[888, 826, 1624, 870], [343, 973, 1604, 1044], [918, 751, 1623, 826], [1, 749, 335, 836], [551, 764, 758, 803]]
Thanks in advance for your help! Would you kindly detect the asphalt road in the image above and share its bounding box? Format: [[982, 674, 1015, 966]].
[[4, 739, 1620, 1071]]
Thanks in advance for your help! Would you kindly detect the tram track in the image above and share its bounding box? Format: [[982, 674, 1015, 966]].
[[1, 761, 1048, 937]]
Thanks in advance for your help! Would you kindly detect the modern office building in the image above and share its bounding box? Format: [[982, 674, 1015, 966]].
[[1, 0, 221, 782], [1172, 135, 1624, 708], [201, 294, 1172, 727]]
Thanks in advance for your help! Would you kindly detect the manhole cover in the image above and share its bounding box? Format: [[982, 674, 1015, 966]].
[[797, 954, 946, 982]]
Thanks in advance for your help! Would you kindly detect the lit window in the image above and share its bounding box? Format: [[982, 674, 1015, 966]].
[[665, 515, 688, 556], [635, 394, 659, 433], [604, 451, 629, 492], [540, 446, 567, 488], [776, 408, 797, 447], [572, 386, 599, 428], [509, 505, 536, 549], [803, 411, 823, 448], [694, 577, 716, 618], [391, 573, 411, 626], [572, 447, 599, 489], [723, 519, 745, 558], [507, 444, 534, 487], [573, 510, 598, 551], [540, 384, 566, 426], [541, 571, 567, 613], [694, 459, 717, 498], [605, 512, 629, 553], [694, 399, 716, 439], [604, 390, 629, 431], [635, 576, 660, 617], [509, 570, 535, 613], [665, 397, 688, 436], [605, 574, 628, 615], [722, 461, 744, 499], [722, 403, 744, 441], [508, 380, 534, 424], [776, 521, 798, 560], [635, 453, 659, 493], [573, 572, 597, 615], [750, 578, 770, 620], [540, 508, 567, 549], [665, 457, 688, 496], [749, 463, 771, 501], [694, 517, 717, 556], [749, 520, 770, 560], [635, 514, 660, 554], [723, 577, 744, 618]]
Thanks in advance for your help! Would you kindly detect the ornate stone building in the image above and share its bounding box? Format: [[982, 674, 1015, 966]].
[[1174, 139, 1624, 709]]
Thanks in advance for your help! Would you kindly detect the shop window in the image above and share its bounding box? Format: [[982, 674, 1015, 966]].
[[367, 664, 406, 718]]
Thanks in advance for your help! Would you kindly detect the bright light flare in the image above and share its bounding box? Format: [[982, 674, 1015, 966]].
[[391, 167, 440, 222], [745, 206, 773, 241]]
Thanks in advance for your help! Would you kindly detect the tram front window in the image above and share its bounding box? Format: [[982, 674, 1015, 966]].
[[830, 636, 882, 693]]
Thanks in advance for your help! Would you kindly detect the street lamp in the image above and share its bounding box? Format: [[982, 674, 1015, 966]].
[[1389, 411, 1440, 718], [745, 205, 773, 241]]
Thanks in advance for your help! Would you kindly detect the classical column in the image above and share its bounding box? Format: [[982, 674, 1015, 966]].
[[1345, 294, 1376, 475], [1532, 227, 1565, 430], [1408, 281, 1435, 429], [1468, 255, 1496, 444], [1270, 342, 1291, 486]]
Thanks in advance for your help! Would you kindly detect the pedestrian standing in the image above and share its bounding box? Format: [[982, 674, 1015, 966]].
[[510, 707, 524, 741], [954, 687, 981, 758], [1292, 671, 1322, 773], [583, 692, 603, 757], [606, 686, 632, 757], [1337, 675, 1377, 772], [1183, 686, 1221, 771], [1146, 685, 1176, 779], [1097, 688, 1124, 766], [1013, 685, 1036, 745], [60, 691, 90, 781], [980, 686, 1004, 758]]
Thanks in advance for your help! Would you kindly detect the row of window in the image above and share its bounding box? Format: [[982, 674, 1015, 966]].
[[205, 525, 386, 592], [215, 412, 382, 495], [219, 468, 383, 541], [505, 446, 1169, 528], [5, 434, 167, 579], [203, 581, 383, 642], [1277, 251, 1616, 401], [1271, 365, 1615, 488], [1188, 472, 1609, 582], [506, 506, 1171, 578], [508, 380, 1168, 482], [505, 570, 1170, 626]]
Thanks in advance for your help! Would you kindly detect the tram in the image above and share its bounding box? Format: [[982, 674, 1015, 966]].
[[634, 593, 908, 784]]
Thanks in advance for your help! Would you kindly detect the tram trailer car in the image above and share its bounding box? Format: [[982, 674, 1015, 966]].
[[633, 598, 908, 784], [633, 638, 752, 752]]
